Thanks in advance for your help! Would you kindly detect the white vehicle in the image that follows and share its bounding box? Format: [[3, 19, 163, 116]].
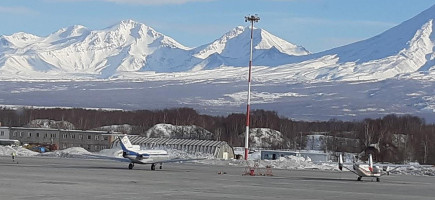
[[110, 135, 202, 171], [338, 154, 399, 182]]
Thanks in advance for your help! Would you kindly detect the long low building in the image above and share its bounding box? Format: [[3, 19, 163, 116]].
[[8, 127, 116, 152], [112, 136, 234, 159]]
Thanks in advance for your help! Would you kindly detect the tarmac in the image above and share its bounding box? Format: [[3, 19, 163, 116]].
[[0, 156, 434, 200]]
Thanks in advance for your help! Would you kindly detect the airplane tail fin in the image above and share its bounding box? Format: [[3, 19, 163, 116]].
[[338, 154, 343, 171], [119, 135, 133, 151], [368, 154, 373, 172]]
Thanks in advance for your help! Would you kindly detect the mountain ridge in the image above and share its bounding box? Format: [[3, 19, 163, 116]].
[[0, 4, 435, 81]]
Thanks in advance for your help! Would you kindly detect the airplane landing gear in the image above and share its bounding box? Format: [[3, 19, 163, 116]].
[[357, 176, 362, 181], [128, 163, 134, 170], [151, 164, 156, 171]]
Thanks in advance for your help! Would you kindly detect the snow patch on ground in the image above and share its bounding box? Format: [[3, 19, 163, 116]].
[[0, 146, 39, 157]]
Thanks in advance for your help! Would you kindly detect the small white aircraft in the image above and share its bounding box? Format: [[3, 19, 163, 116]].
[[338, 154, 399, 182], [108, 135, 203, 171]]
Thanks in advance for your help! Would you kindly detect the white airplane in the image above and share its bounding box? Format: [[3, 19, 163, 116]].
[[108, 135, 203, 171], [338, 154, 400, 182]]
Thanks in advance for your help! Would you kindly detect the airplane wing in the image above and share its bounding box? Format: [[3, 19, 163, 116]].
[[158, 157, 205, 164], [380, 165, 404, 176], [340, 164, 360, 176], [85, 153, 205, 164], [83, 154, 131, 163], [338, 154, 359, 175]]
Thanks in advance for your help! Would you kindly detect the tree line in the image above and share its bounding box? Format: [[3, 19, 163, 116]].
[[0, 107, 433, 164]]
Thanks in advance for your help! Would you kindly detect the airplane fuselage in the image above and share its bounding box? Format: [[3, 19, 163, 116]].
[[123, 149, 169, 164], [354, 164, 382, 177]]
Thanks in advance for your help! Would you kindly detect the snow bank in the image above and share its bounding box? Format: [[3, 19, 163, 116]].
[[392, 163, 435, 176], [40, 147, 92, 158], [198, 155, 336, 171], [0, 146, 40, 157]]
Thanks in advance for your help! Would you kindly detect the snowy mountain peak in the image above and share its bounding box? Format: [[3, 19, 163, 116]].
[[193, 25, 309, 60], [101, 19, 188, 50], [257, 28, 310, 56], [54, 25, 90, 39], [1, 32, 41, 48]]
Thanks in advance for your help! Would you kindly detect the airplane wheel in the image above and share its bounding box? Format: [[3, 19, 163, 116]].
[[128, 163, 134, 170], [376, 178, 380, 182], [357, 176, 362, 181], [151, 164, 156, 171]]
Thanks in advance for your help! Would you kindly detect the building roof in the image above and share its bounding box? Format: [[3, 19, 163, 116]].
[[114, 135, 228, 147]]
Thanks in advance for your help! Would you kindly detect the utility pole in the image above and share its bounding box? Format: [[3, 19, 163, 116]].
[[244, 14, 260, 160]]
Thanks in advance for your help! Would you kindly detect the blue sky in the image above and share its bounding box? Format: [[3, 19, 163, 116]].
[[1, 0, 434, 53]]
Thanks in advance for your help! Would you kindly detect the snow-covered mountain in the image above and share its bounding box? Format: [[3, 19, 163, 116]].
[[297, 3, 435, 81], [1, 3, 435, 81], [0, 20, 308, 76], [0, 20, 200, 76], [192, 26, 309, 69]]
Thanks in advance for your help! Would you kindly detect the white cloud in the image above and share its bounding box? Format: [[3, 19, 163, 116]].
[[0, 6, 38, 15], [45, 0, 213, 5], [103, 0, 214, 5]]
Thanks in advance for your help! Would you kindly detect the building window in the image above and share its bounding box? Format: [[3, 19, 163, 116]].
[[104, 136, 108, 141], [44, 133, 47, 138], [62, 143, 67, 149], [13, 131, 17, 137], [71, 134, 75, 139], [19, 132, 23, 137], [63, 134, 68, 139], [87, 135, 91, 140], [51, 134, 56, 138], [36, 133, 40, 137], [95, 135, 99, 140], [28, 132, 32, 137], [79, 134, 83, 140], [1, 131, 4, 136]]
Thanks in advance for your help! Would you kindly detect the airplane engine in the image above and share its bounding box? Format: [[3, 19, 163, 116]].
[[124, 155, 137, 160], [122, 152, 137, 160]]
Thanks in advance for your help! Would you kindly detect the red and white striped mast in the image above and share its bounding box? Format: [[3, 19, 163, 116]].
[[244, 14, 260, 160]]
